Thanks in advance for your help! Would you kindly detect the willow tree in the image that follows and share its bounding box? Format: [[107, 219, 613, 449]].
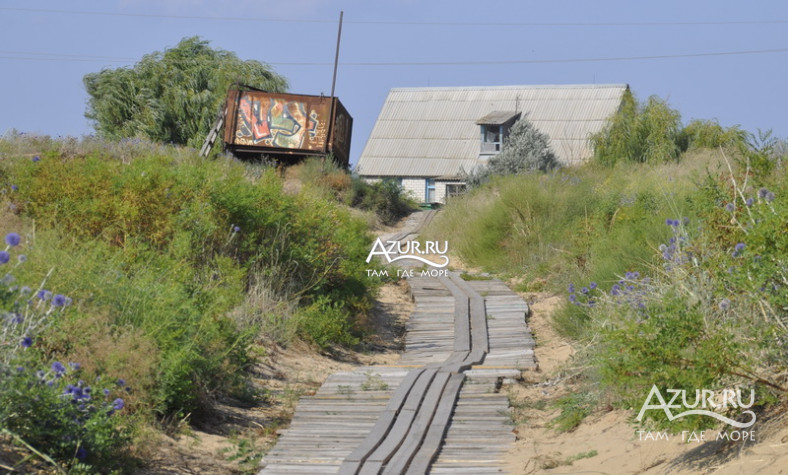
[[84, 36, 288, 148]]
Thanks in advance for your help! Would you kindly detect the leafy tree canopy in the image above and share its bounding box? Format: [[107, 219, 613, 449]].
[[84, 36, 288, 148]]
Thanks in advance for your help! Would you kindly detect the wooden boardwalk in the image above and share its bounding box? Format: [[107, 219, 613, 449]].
[[260, 222, 534, 474]]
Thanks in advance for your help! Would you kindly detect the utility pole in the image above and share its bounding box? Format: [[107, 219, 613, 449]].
[[330, 11, 344, 98]]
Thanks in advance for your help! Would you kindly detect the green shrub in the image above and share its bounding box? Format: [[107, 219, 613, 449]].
[[679, 119, 748, 151], [346, 177, 418, 225], [0, 136, 380, 421], [296, 296, 360, 350], [0, 358, 134, 469], [591, 90, 682, 165], [569, 158, 787, 432]]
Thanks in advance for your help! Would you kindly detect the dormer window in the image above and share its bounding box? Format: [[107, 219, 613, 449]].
[[476, 111, 521, 156]]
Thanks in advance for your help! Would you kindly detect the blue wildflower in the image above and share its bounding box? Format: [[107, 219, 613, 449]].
[[5, 233, 20, 247], [116, 378, 126, 387], [103, 388, 110, 396], [52, 294, 67, 307], [10, 184, 18, 191], [589, 282, 597, 290], [766, 191, 775, 203], [568, 294, 576, 303], [36, 289, 52, 300], [69, 362, 81, 371], [733, 242, 745, 256], [21, 336, 32, 348], [758, 188, 769, 199], [113, 398, 125, 410], [746, 197, 754, 207], [17, 254, 26, 263], [76, 447, 87, 461], [32, 156, 40, 163], [51, 361, 66, 376], [568, 283, 575, 293], [233, 225, 241, 233], [0, 251, 9, 265], [581, 287, 589, 294], [724, 203, 735, 212], [719, 299, 731, 311]]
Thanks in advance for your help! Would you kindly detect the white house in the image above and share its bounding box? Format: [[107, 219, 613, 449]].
[[355, 84, 628, 204]]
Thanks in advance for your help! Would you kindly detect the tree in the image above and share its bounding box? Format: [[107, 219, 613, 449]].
[[84, 36, 288, 148], [467, 116, 559, 186]]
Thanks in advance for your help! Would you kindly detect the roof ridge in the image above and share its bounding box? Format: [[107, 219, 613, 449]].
[[388, 84, 629, 93]]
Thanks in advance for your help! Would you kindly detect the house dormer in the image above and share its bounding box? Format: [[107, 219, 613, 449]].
[[476, 111, 521, 156]]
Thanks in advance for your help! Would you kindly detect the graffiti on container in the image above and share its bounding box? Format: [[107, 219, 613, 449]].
[[235, 96, 325, 149]]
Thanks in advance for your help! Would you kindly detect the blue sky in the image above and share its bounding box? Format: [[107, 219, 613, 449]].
[[2, 0, 787, 166]]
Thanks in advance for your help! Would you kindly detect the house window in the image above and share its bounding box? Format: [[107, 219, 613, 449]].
[[481, 124, 503, 153], [425, 178, 436, 203], [476, 111, 520, 155]]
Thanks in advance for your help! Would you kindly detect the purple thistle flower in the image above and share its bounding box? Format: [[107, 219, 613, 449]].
[[21, 336, 33, 348], [758, 188, 769, 199], [746, 197, 754, 207], [37, 289, 52, 301], [52, 294, 67, 307], [51, 361, 66, 375], [568, 283, 575, 293], [233, 225, 241, 233], [5, 233, 20, 247], [589, 282, 597, 290], [112, 398, 125, 411], [10, 184, 18, 192], [0, 251, 9, 265], [69, 362, 81, 371], [32, 156, 40, 162], [568, 294, 576, 303], [724, 203, 735, 212], [17, 254, 27, 263], [116, 378, 126, 387], [103, 388, 110, 396], [734, 242, 745, 256], [719, 299, 731, 311], [766, 191, 775, 203], [580, 287, 589, 294]]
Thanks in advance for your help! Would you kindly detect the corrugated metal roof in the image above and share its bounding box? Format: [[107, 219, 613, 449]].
[[356, 84, 628, 177]]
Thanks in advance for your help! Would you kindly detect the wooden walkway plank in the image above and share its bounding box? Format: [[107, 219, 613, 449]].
[[261, 221, 534, 474]]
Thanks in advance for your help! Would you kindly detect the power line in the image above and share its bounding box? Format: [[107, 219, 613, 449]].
[[2, 47, 787, 66], [3, 6, 788, 27]]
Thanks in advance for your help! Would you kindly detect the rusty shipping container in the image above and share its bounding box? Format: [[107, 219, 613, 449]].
[[222, 89, 353, 168]]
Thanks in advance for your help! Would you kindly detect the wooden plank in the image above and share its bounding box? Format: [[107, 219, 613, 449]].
[[406, 372, 465, 474], [382, 371, 451, 474]]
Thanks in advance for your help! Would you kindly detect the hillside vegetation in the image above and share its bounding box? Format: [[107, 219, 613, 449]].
[[423, 97, 788, 433], [0, 134, 402, 472]]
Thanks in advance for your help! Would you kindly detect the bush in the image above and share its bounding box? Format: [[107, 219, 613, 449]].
[[0, 232, 135, 470], [467, 116, 559, 186], [0, 136, 380, 422], [0, 359, 134, 469], [591, 90, 683, 165], [561, 156, 788, 432], [345, 177, 418, 226]]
